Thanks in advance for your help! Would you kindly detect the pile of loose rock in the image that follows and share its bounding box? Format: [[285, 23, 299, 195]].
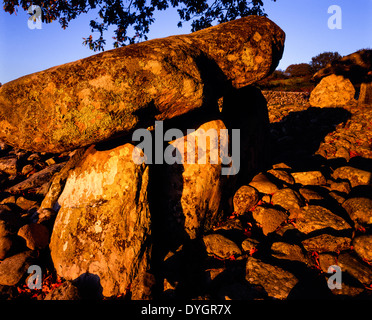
[[198, 158, 372, 300], [0, 99, 371, 300], [159, 102, 372, 300], [0, 146, 74, 299], [316, 103, 372, 161]]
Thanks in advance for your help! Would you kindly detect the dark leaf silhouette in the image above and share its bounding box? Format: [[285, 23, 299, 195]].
[[3, 0, 276, 51]]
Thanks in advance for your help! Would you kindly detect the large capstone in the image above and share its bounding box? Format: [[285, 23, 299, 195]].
[[0, 16, 284, 153]]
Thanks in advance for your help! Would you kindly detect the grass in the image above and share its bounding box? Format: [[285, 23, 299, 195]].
[[256, 76, 315, 92]]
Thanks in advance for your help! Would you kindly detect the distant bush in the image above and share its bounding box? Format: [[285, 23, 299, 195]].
[[271, 70, 289, 79], [310, 51, 342, 73], [285, 63, 313, 77]]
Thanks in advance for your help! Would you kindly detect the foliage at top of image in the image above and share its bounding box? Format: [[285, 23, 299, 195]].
[[3, 0, 276, 51]]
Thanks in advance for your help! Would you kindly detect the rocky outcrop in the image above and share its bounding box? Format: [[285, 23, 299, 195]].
[[311, 50, 372, 106], [309, 75, 356, 108], [312, 49, 372, 84], [49, 143, 152, 298], [0, 16, 285, 153]]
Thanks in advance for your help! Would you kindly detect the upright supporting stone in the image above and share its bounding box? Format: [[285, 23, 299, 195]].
[[161, 119, 229, 242], [359, 82, 372, 105], [151, 86, 270, 248], [49, 143, 152, 298]]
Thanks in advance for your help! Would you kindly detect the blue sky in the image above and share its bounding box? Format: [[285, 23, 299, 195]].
[[0, 0, 371, 84]]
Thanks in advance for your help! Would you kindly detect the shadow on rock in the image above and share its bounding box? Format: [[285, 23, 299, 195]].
[[269, 107, 352, 166], [72, 273, 103, 300]]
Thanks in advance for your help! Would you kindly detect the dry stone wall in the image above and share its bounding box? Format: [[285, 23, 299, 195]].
[[262, 90, 310, 107]]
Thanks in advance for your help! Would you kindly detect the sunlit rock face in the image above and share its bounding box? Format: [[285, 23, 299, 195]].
[[0, 16, 284, 153], [310, 74, 356, 108], [49, 143, 151, 298]]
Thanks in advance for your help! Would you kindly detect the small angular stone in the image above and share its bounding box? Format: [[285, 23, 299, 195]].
[[0, 221, 10, 238], [299, 187, 324, 202], [233, 185, 259, 214], [291, 171, 326, 186], [318, 253, 338, 273], [0, 236, 12, 260], [289, 205, 351, 234], [332, 166, 371, 188], [342, 197, 372, 226], [0, 196, 16, 205], [252, 206, 288, 235], [338, 253, 372, 285], [241, 238, 260, 253], [21, 164, 34, 176], [271, 242, 306, 263], [301, 234, 351, 253], [249, 173, 279, 194], [15, 197, 38, 211], [353, 235, 372, 263], [17, 224, 50, 250], [44, 281, 80, 300], [0, 206, 22, 234], [334, 146, 350, 161], [0, 157, 17, 176], [272, 163, 292, 170], [246, 257, 298, 300], [328, 191, 346, 204], [0, 251, 35, 286], [203, 234, 241, 259], [267, 169, 295, 185], [329, 180, 351, 194], [271, 188, 303, 211]]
